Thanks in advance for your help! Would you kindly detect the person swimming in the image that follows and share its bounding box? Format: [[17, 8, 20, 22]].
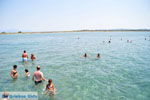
[[25, 69, 30, 77], [108, 40, 111, 43], [22, 50, 28, 62], [10, 65, 18, 79], [45, 79, 56, 95], [97, 53, 100, 58], [31, 54, 36, 61]]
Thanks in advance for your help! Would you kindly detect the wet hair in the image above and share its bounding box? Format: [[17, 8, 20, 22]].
[[24, 50, 26, 53], [48, 79, 52, 84], [37, 66, 40, 70], [25, 69, 29, 73], [13, 65, 17, 69]]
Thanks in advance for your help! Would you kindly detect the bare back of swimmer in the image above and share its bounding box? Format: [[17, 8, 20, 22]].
[[32, 66, 47, 85], [22, 50, 28, 62], [10, 65, 18, 79]]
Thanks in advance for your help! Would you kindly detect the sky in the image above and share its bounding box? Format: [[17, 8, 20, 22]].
[[0, 0, 150, 32]]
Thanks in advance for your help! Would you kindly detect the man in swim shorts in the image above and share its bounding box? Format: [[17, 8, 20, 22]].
[[22, 50, 28, 62], [32, 66, 47, 85]]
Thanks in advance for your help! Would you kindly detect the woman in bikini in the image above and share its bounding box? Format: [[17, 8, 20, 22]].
[[10, 65, 18, 79], [31, 54, 36, 61], [45, 79, 55, 95]]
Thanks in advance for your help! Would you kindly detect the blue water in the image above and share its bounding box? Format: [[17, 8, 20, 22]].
[[0, 32, 150, 100]]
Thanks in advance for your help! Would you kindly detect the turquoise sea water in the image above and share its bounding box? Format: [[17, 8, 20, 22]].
[[0, 32, 150, 100]]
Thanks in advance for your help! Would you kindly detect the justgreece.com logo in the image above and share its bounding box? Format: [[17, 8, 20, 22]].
[[0, 92, 38, 100]]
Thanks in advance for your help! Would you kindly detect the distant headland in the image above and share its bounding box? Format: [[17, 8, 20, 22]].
[[1, 29, 150, 35]]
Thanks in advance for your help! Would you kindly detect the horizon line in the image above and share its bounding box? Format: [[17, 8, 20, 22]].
[[1, 29, 150, 35]]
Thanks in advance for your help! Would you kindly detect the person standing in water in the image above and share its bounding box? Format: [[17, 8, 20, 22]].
[[32, 66, 47, 85], [22, 50, 28, 62], [31, 54, 36, 61], [25, 69, 30, 77], [45, 79, 56, 95], [83, 53, 87, 58], [10, 65, 18, 79], [97, 53, 100, 58]]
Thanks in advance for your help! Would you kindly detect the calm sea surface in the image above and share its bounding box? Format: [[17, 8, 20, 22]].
[[0, 32, 150, 100]]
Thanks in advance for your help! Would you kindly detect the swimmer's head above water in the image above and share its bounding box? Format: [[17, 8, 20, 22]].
[[25, 69, 29, 73], [24, 50, 26, 53], [37, 66, 40, 70], [13, 65, 17, 69], [48, 79, 52, 84]]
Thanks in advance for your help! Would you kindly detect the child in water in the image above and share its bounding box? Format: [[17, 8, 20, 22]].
[[31, 54, 36, 61], [45, 79, 56, 95], [25, 69, 30, 77]]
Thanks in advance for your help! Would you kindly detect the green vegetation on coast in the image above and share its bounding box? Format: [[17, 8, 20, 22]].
[[1, 29, 150, 35]]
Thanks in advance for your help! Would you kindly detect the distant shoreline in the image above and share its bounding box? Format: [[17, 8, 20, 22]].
[[1, 30, 150, 35]]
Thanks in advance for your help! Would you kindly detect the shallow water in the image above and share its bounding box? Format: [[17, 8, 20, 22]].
[[0, 32, 150, 100]]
